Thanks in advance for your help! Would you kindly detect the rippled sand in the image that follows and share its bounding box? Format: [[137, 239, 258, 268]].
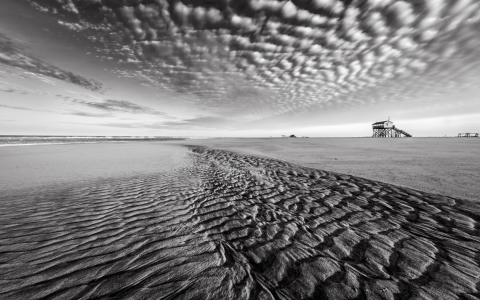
[[1, 144, 479, 299], [180, 137, 480, 202]]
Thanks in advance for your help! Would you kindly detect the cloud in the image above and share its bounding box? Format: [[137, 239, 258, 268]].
[[66, 111, 111, 118], [70, 98, 171, 117], [24, 0, 480, 124], [157, 116, 232, 129], [92, 115, 232, 130], [96, 122, 137, 128], [0, 33, 103, 92], [0, 103, 32, 111], [0, 80, 36, 95]]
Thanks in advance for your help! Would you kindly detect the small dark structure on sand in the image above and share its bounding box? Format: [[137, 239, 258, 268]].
[[458, 133, 479, 137], [372, 118, 411, 138]]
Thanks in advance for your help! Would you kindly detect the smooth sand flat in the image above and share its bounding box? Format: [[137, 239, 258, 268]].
[[0, 142, 189, 197], [0, 143, 479, 299]]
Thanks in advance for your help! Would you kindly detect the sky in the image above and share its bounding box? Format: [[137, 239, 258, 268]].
[[0, 0, 479, 137]]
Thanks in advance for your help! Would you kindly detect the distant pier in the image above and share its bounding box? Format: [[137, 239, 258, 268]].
[[458, 133, 479, 137]]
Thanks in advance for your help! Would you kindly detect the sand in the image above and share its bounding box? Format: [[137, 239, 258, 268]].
[[179, 138, 480, 202], [0, 142, 189, 197], [0, 142, 479, 299]]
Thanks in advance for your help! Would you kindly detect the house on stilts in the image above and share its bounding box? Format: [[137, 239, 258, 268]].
[[372, 118, 411, 138]]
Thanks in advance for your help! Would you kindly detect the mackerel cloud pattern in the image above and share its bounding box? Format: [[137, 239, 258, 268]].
[[29, 0, 480, 120]]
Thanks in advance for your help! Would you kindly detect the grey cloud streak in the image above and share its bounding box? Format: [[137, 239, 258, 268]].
[[28, 0, 480, 123], [0, 103, 32, 111], [154, 116, 234, 129], [85, 116, 233, 130], [0, 33, 103, 92], [66, 111, 111, 118], [70, 98, 172, 118]]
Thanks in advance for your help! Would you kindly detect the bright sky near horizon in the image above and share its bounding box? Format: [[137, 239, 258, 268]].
[[0, 0, 479, 137]]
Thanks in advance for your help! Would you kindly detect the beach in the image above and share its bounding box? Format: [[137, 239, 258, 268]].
[[1, 140, 479, 299], [180, 138, 480, 202]]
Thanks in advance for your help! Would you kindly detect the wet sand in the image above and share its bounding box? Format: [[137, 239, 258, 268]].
[[0, 142, 189, 197], [0, 143, 479, 299]]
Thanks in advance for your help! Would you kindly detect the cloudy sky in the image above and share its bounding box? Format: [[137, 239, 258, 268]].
[[0, 0, 479, 137]]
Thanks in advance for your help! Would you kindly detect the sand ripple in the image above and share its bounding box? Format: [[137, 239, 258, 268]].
[[1, 146, 479, 299]]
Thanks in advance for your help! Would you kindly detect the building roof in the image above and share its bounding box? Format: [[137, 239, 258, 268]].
[[372, 120, 391, 125]]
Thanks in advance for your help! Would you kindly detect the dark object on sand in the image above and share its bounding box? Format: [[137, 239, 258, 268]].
[[289, 134, 297, 138]]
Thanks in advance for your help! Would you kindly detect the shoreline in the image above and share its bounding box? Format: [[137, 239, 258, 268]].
[[1, 138, 478, 201], [0, 136, 186, 146]]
